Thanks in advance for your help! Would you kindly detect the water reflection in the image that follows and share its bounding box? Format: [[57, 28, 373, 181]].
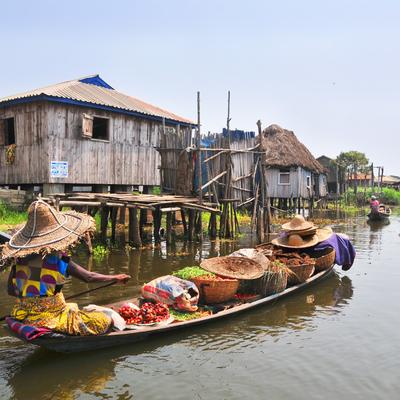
[[4, 272, 353, 399]]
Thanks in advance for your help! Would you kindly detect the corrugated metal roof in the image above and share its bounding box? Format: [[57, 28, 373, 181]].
[[0, 75, 193, 125]]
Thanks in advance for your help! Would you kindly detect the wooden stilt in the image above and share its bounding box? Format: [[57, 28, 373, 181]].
[[166, 212, 173, 245], [181, 208, 188, 239], [110, 207, 118, 241], [129, 207, 142, 248], [209, 212, 217, 239], [188, 210, 195, 241], [153, 206, 162, 243], [100, 204, 109, 243]]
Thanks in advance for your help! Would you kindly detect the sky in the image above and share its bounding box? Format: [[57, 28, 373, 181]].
[[1, 0, 399, 174]]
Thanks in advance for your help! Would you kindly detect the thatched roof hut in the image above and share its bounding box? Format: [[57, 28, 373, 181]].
[[260, 124, 324, 173]]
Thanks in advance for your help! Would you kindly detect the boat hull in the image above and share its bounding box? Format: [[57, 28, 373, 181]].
[[27, 266, 335, 353]]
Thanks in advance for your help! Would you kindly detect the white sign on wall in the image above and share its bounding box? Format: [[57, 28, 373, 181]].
[[50, 161, 69, 178]]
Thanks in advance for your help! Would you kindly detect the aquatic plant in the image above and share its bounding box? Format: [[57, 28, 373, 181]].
[[92, 244, 109, 261]]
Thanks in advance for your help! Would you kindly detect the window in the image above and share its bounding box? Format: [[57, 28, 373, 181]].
[[81, 114, 109, 140], [92, 117, 109, 140], [278, 169, 290, 185], [306, 176, 311, 188], [1, 117, 16, 145]]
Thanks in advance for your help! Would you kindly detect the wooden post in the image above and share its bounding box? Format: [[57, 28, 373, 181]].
[[196, 91, 203, 242], [209, 212, 217, 239], [166, 211, 173, 245], [188, 209, 195, 241], [181, 208, 188, 239], [153, 206, 162, 243], [129, 207, 142, 248], [100, 203, 109, 242], [110, 207, 118, 242]]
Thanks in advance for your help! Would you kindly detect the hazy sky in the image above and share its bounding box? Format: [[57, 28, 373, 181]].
[[1, 0, 399, 174]]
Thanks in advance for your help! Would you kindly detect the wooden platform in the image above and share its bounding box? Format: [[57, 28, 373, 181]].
[[44, 192, 221, 245]]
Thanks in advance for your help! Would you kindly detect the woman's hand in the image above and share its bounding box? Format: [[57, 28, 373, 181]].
[[113, 274, 131, 284]]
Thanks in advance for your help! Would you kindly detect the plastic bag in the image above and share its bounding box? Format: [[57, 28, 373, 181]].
[[142, 275, 199, 312]]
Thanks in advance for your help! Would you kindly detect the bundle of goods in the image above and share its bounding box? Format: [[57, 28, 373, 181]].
[[228, 248, 270, 296], [118, 302, 170, 326], [258, 260, 290, 296], [141, 275, 199, 312], [173, 265, 240, 304], [269, 250, 315, 285]]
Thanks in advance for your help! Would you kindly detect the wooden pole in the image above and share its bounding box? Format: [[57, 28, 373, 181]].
[[166, 211, 173, 245], [100, 203, 109, 243], [128, 207, 142, 248], [110, 207, 118, 242], [197, 91, 203, 241], [153, 206, 162, 243]]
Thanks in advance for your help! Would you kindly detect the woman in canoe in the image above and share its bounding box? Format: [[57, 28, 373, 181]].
[[1, 200, 130, 336]]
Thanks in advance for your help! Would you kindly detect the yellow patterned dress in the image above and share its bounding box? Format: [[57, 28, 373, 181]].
[[10, 254, 111, 336]]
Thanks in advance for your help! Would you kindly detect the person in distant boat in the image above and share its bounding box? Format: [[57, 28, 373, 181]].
[[370, 195, 380, 212], [1, 200, 131, 336]]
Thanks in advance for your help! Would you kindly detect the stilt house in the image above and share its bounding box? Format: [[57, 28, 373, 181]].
[[260, 124, 327, 202], [0, 75, 193, 195]]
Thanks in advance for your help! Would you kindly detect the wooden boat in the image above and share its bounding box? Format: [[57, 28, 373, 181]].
[[14, 265, 335, 353], [367, 205, 391, 222]]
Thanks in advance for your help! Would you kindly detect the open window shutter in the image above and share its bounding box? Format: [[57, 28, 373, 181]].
[[0, 119, 5, 146], [82, 114, 93, 138]]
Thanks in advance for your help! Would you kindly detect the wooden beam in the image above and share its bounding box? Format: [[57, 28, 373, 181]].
[[201, 170, 227, 191], [203, 150, 229, 164]]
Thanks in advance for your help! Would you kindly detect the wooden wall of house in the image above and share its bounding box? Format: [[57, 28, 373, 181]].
[[0, 102, 48, 184], [264, 167, 315, 199], [47, 103, 170, 186]]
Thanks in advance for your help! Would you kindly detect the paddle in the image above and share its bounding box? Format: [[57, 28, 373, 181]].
[[0, 280, 118, 322]]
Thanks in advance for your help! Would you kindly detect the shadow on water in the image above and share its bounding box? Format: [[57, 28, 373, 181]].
[[4, 272, 353, 400]]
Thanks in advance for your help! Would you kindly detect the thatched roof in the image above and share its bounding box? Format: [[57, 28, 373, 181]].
[[260, 124, 324, 174]]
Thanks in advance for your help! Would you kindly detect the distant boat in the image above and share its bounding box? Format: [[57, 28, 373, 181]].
[[367, 205, 391, 222]]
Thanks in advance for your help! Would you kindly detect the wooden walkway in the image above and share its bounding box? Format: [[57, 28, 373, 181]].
[[45, 193, 221, 246]]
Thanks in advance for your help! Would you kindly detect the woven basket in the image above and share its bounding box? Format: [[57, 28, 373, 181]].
[[311, 248, 336, 272], [258, 269, 288, 296], [191, 277, 239, 304], [287, 262, 315, 285]]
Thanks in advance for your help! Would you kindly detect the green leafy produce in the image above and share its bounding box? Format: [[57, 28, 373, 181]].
[[169, 309, 210, 321], [172, 266, 215, 280]]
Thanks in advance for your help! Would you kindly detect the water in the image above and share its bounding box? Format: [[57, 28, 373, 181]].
[[0, 214, 399, 400]]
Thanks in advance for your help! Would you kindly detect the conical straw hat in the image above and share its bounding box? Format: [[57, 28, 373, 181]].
[[316, 227, 334, 243], [271, 233, 319, 249], [1, 200, 95, 261], [281, 215, 314, 231]]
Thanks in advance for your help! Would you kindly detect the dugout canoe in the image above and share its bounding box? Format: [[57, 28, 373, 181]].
[[367, 205, 391, 222], [17, 265, 335, 353]]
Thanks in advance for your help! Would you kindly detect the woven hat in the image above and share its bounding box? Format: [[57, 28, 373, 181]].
[[316, 227, 334, 243], [282, 215, 314, 231], [271, 233, 318, 249], [200, 256, 264, 280], [1, 200, 95, 260]]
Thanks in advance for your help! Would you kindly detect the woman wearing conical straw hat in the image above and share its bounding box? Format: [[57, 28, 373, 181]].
[[1, 200, 131, 336]]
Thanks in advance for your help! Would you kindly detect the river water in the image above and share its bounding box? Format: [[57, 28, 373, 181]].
[[0, 213, 399, 400]]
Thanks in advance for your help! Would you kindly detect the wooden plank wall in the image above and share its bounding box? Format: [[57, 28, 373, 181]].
[[203, 132, 255, 203], [159, 126, 193, 192], [0, 102, 48, 184], [47, 103, 167, 186]]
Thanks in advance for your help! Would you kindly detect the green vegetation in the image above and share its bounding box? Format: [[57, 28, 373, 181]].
[[151, 186, 161, 195], [92, 244, 109, 261], [172, 266, 215, 280], [341, 187, 400, 206], [0, 201, 27, 231]]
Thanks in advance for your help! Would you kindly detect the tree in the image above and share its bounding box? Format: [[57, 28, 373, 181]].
[[336, 151, 369, 194]]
